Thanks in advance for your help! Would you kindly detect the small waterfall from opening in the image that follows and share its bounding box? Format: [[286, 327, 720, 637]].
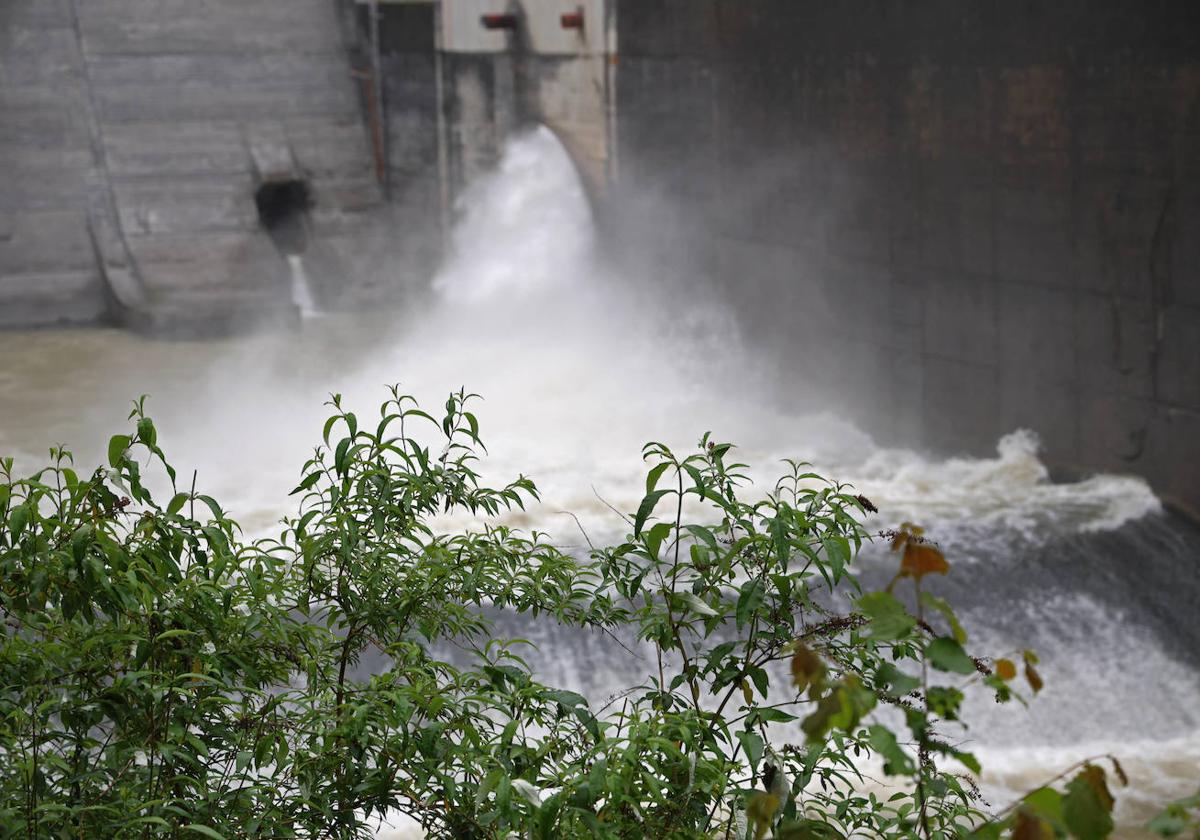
[[433, 126, 593, 303], [286, 254, 318, 318]]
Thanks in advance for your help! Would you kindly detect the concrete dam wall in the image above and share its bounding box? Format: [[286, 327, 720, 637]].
[[612, 0, 1200, 515], [0, 0, 387, 333], [1, 0, 1198, 512]]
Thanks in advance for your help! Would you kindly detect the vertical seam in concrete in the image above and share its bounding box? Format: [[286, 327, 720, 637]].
[[63, 0, 146, 305], [434, 2, 453, 248], [604, 0, 620, 185]]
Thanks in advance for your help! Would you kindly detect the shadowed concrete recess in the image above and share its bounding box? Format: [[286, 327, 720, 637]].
[[1, 0, 1198, 511]]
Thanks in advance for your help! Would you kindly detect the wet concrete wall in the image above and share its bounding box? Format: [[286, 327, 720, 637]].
[[432, 0, 614, 197], [0, 0, 385, 331], [1, 0, 614, 331], [368, 2, 445, 286], [612, 0, 1200, 513]]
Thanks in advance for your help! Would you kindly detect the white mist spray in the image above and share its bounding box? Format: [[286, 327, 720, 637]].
[[434, 126, 592, 303]]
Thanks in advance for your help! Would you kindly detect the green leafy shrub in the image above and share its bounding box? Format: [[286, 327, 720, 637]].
[[1148, 789, 1200, 838], [0, 389, 1132, 838]]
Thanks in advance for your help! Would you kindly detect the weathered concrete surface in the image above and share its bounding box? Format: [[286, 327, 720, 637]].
[[1, 0, 386, 331], [434, 0, 614, 198], [1, 0, 615, 330], [611, 0, 1200, 513]]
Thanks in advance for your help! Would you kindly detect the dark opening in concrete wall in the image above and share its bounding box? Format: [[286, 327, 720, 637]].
[[254, 179, 311, 256]]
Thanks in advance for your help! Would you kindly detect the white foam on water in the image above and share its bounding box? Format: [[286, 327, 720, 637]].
[[978, 734, 1200, 836], [841, 428, 1162, 550]]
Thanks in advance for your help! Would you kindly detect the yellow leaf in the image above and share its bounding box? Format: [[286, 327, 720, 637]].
[[995, 658, 1017, 681], [1078, 764, 1115, 811], [790, 642, 826, 693], [747, 791, 780, 839], [741, 679, 754, 705], [1013, 809, 1055, 840], [900, 542, 949, 580], [1025, 661, 1044, 694]]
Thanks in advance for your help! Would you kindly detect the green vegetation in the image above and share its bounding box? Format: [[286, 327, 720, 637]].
[[0, 388, 1172, 838]]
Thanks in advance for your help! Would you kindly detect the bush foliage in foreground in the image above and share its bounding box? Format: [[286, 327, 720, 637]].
[[0, 389, 1179, 838]]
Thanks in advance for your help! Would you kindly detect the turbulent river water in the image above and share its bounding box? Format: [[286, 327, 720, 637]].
[[1, 128, 1197, 837]]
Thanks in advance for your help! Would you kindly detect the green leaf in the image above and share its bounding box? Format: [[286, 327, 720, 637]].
[[770, 515, 789, 566], [953, 748, 982, 775], [857, 592, 916, 640], [867, 724, 915, 775], [776, 819, 846, 840], [753, 707, 799, 724], [511, 778, 542, 807], [289, 472, 321, 495], [1147, 812, 1189, 836], [821, 535, 850, 580], [644, 521, 672, 559], [129, 817, 171, 828], [1064, 770, 1115, 840], [167, 492, 189, 515], [70, 524, 93, 561], [322, 414, 338, 445], [136, 417, 156, 447], [154, 628, 196, 642], [927, 685, 965, 720], [645, 461, 671, 495], [876, 663, 920, 697], [920, 591, 967, 644], [802, 676, 875, 742], [926, 637, 976, 675], [184, 827, 227, 840], [334, 437, 351, 476], [633, 489, 670, 536], [195, 494, 224, 521], [738, 730, 765, 770], [1023, 787, 1065, 824], [677, 591, 718, 618], [108, 434, 131, 467], [966, 823, 1004, 840], [1146, 791, 1200, 837], [736, 579, 765, 631], [9, 504, 29, 538]]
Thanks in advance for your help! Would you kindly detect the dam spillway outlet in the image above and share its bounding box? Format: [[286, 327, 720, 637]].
[[254, 178, 312, 256]]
